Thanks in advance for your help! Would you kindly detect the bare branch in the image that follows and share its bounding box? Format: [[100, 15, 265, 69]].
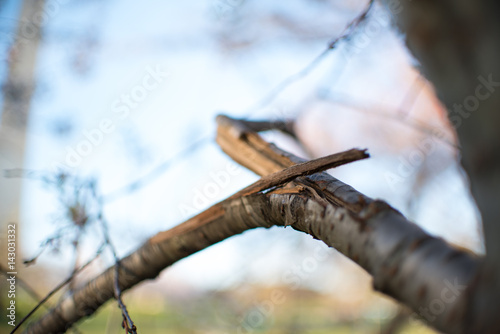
[[320, 92, 458, 149], [216, 115, 480, 334], [24, 115, 479, 334], [23, 135, 367, 333], [92, 182, 137, 334], [0, 265, 44, 306], [102, 137, 209, 203], [245, 0, 375, 114], [12, 245, 104, 334], [85, 1, 377, 208]]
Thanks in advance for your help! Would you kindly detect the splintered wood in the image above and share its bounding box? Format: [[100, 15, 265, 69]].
[[151, 117, 369, 244]]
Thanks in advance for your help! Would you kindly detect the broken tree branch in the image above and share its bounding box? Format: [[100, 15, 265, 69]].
[[24, 115, 480, 334], [23, 133, 366, 333], [217, 115, 481, 334]]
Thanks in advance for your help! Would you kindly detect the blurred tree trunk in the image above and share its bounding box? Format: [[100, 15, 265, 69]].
[[0, 0, 44, 292], [380, 0, 500, 332]]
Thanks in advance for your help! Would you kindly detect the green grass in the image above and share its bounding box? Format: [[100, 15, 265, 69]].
[[1, 290, 438, 334]]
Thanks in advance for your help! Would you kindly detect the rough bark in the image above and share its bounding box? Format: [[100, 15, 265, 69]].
[[24, 116, 479, 334], [379, 1, 500, 332], [217, 116, 480, 334]]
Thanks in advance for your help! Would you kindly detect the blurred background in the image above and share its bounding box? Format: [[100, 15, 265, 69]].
[[0, 0, 484, 333]]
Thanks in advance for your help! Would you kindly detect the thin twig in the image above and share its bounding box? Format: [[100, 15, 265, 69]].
[[10, 244, 105, 334], [320, 91, 458, 148], [23, 226, 74, 266], [69, 230, 83, 292], [102, 135, 209, 203], [151, 142, 369, 244], [94, 183, 137, 334], [234, 119, 297, 137], [1, 265, 84, 334], [0, 265, 44, 305], [398, 73, 425, 118], [114, 262, 137, 334], [103, 226, 137, 334], [87, 1, 376, 205], [245, 0, 375, 114], [228, 148, 369, 199]]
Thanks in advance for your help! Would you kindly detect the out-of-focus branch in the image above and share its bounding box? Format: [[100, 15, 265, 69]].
[[102, 137, 209, 203], [90, 1, 376, 207], [246, 0, 374, 113], [91, 180, 137, 334], [379, 307, 411, 334], [0, 264, 43, 305], [12, 245, 104, 334], [233, 119, 297, 138]]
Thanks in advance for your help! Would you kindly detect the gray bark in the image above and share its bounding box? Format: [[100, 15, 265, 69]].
[[24, 116, 480, 334]]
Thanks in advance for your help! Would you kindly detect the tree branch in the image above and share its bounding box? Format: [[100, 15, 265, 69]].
[[217, 115, 480, 334], [24, 115, 480, 334], [23, 135, 366, 333]]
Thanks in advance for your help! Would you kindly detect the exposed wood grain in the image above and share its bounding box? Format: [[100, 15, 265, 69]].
[[228, 148, 369, 199], [24, 115, 479, 334], [150, 147, 368, 244]]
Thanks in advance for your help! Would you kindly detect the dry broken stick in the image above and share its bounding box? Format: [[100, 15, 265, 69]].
[[216, 115, 480, 334], [151, 147, 368, 242], [25, 115, 479, 334], [23, 141, 367, 334], [231, 148, 368, 198]]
